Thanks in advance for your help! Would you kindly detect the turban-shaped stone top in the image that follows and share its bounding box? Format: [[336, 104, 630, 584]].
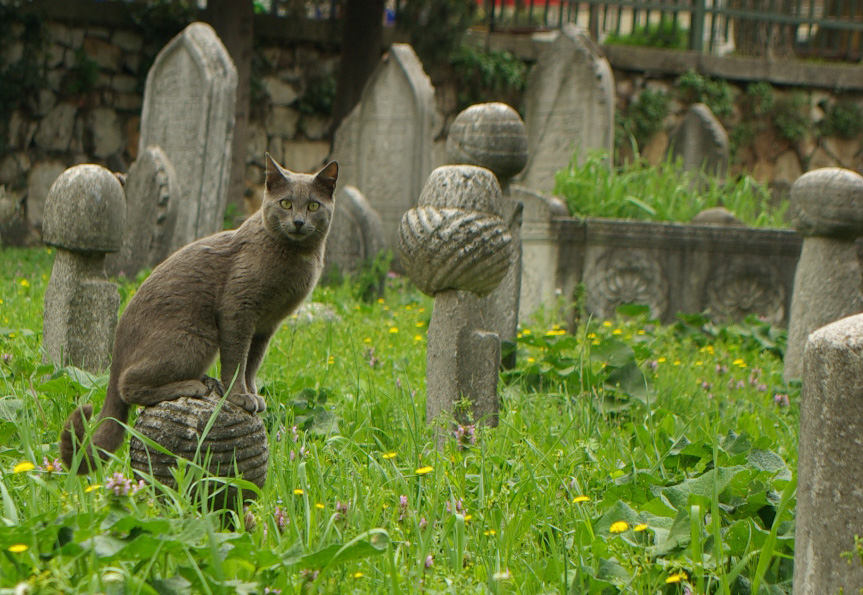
[[445, 102, 528, 182], [399, 165, 513, 297], [43, 164, 126, 252], [791, 167, 863, 238]]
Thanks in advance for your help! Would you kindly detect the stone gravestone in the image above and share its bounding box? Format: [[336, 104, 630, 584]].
[[399, 166, 513, 434], [446, 102, 528, 368], [794, 313, 863, 592], [666, 103, 729, 182], [783, 168, 863, 381], [331, 44, 435, 261], [519, 24, 614, 193], [324, 185, 387, 278], [42, 165, 126, 373], [139, 22, 237, 254], [105, 146, 179, 278]]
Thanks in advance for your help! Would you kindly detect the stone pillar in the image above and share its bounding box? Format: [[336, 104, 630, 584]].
[[399, 166, 514, 430], [784, 168, 863, 381], [445, 102, 527, 368], [42, 165, 125, 372], [794, 313, 863, 593]]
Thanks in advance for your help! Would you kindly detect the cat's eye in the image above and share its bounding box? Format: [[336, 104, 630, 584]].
[[279, 199, 293, 209], [308, 201, 320, 212]]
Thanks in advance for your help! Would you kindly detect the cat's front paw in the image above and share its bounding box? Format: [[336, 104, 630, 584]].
[[227, 392, 267, 413]]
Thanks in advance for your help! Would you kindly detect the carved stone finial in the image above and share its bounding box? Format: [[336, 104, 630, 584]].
[[446, 103, 528, 185]]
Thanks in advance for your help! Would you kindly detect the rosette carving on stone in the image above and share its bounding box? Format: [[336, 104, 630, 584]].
[[399, 166, 513, 298], [705, 263, 786, 325], [130, 391, 268, 506], [585, 250, 668, 319]]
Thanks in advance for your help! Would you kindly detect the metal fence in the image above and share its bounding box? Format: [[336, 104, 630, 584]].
[[483, 0, 863, 60]]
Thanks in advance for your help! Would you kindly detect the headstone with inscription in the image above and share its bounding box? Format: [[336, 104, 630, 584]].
[[666, 103, 729, 182], [106, 146, 179, 278], [519, 24, 614, 193], [331, 44, 435, 262], [42, 165, 126, 373], [139, 22, 237, 253], [399, 166, 513, 436]]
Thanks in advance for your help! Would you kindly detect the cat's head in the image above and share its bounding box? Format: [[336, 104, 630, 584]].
[[262, 154, 338, 245]]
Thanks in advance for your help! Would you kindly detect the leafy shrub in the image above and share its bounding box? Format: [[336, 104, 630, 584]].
[[604, 21, 688, 50], [450, 45, 527, 112], [554, 151, 787, 227], [623, 88, 669, 149], [772, 92, 811, 143], [676, 69, 735, 119], [820, 99, 863, 139]]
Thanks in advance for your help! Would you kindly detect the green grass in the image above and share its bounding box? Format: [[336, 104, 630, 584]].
[[555, 152, 789, 227], [1, 247, 797, 593]]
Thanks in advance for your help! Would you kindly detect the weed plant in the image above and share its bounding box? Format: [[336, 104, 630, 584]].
[[555, 152, 788, 227], [1, 247, 797, 593]]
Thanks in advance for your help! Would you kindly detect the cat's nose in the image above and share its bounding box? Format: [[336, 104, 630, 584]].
[[293, 219, 304, 229]]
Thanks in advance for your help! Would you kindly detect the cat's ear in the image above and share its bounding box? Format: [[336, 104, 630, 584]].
[[315, 161, 339, 195], [265, 153, 286, 190]]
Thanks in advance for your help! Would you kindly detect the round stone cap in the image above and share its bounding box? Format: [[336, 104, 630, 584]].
[[43, 164, 126, 252], [791, 167, 863, 238], [445, 103, 528, 182], [418, 165, 504, 215]]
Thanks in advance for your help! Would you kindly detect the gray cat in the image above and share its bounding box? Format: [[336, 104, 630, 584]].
[[60, 155, 338, 474]]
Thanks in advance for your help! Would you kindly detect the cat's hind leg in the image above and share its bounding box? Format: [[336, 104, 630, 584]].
[[118, 366, 211, 407]]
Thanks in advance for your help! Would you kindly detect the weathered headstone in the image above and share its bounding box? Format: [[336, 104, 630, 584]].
[[519, 24, 614, 193], [42, 165, 126, 372], [332, 44, 435, 260], [399, 166, 513, 432], [446, 103, 527, 367], [666, 103, 729, 182], [794, 313, 863, 592], [784, 168, 863, 381], [324, 185, 386, 278], [139, 22, 237, 254], [106, 146, 179, 278]]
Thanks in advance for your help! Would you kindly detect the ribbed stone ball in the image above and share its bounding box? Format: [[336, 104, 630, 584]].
[[399, 165, 513, 297], [130, 392, 268, 507], [43, 164, 126, 252], [791, 167, 863, 238], [445, 103, 528, 182]]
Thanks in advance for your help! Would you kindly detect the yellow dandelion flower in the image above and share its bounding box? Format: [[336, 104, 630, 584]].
[[293, 488, 304, 495], [12, 461, 35, 474], [315, 503, 325, 510], [522, 328, 531, 335], [633, 523, 648, 532], [545, 329, 566, 337], [587, 332, 596, 339], [657, 357, 667, 363], [0, 298, 3, 304], [602, 321, 612, 327], [377, 298, 385, 304], [363, 337, 372, 343], [7, 544, 28, 553], [665, 572, 687, 584], [84, 484, 101, 493], [612, 329, 622, 335], [389, 327, 399, 334], [609, 521, 629, 533], [382, 452, 397, 459], [352, 572, 364, 578], [695, 360, 703, 366], [733, 358, 746, 367], [415, 466, 433, 475], [19, 279, 29, 288], [673, 360, 681, 366], [572, 495, 590, 504], [483, 529, 497, 536], [414, 335, 423, 342], [415, 321, 424, 327], [327, 356, 335, 364], [637, 329, 646, 335], [526, 357, 536, 363]]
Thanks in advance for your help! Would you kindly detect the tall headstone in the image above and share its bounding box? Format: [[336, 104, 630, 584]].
[[399, 166, 513, 434], [794, 313, 863, 592], [324, 185, 387, 277], [331, 44, 435, 260], [42, 165, 126, 372], [519, 24, 614, 193], [446, 103, 528, 367], [105, 146, 179, 277], [666, 103, 729, 182], [139, 22, 237, 253], [784, 168, 863, 381]]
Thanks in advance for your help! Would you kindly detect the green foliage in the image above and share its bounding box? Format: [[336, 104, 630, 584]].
[[397, 0, 477, 75], [676, 69, 735, 119], [323, 250, 393, 303], [0, 248, 799, 593], [772, 93, 811, 144], [297, 73, 337, 117], [604, 21, 688, 50], [450, 45, 528, 113], [820, 99, 863, 139], [554, 151, 787, 227], [745, 81, 775, 119], [62, 48, 100, 97], [620, 88, 669, 150]]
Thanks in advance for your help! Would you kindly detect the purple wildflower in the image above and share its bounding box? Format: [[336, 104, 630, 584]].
[[274, 504, 288, 532], [774, 393, 790, 407], [424, 554, 433, 569], [455, 424, 476, 449]]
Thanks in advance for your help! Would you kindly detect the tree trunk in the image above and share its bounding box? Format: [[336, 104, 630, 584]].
[[331, 0, 386, 132], [204, 0, 254, 219], [729, 0, 796, 59]]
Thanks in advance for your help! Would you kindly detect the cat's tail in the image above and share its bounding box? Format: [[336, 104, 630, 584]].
[[59, 377, 129, 475]]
